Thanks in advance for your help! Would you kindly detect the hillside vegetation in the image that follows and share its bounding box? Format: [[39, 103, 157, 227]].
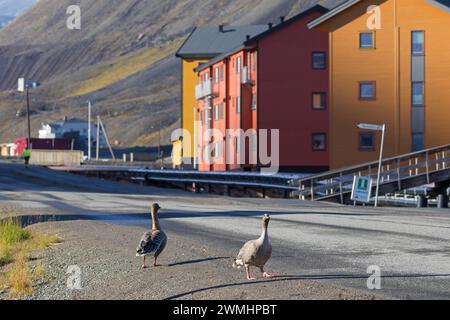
[[0, 0, 339, 147]]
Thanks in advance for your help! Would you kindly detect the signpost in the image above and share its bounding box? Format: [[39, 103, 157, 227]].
[[357, 123, 386, 207], [351, 176, 373, 203]]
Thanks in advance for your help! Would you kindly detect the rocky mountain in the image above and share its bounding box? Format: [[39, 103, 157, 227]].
[[0, 0, 36, 28], [0, 0, 340, 147]]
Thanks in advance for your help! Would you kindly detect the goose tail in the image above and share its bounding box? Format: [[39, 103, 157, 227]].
[[232, 259, 244, 269]]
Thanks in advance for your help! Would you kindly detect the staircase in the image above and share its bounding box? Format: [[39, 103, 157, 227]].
[[293, 144, 450, 204]]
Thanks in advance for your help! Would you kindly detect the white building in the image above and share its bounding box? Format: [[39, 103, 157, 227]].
[[39, 118, 106, 147]]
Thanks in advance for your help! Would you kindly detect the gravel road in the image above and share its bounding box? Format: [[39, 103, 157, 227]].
[[0, 162, 449, 300]]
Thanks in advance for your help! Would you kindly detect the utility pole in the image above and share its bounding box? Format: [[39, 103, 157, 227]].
[[96, 116, 100, 161], [88, 101, 92, 160], [98, 116, 116, 161], [26, 87, 31, 148], [158, 125, 163, 167]]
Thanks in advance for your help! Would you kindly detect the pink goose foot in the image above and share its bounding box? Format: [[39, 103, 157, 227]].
[[245, 266, 257, 281]]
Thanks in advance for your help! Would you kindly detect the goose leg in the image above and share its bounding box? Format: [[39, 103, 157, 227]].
[[141, 256, 147, 270], [245, 265, 256, 281], [153, 256, 160, 267], [260, 266, 273, 278]]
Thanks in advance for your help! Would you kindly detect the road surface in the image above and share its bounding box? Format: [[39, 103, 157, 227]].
[[0, 162, 449, 300]]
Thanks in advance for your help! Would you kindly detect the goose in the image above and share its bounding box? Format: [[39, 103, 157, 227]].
[[233, 214, 273, 280], [136, 203, 167, 269]]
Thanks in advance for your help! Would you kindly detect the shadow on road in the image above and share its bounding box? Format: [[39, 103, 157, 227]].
[[163, 273, 450, 300], [168, 257, 231, 267]]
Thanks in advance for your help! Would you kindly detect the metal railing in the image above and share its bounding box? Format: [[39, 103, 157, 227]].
[[294, 144, 450, 203], [195, 80, 214, 100]]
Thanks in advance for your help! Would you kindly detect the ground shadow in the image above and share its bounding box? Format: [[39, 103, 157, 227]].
[[163, 272, 450, 300], [168, 257, 231, 267]]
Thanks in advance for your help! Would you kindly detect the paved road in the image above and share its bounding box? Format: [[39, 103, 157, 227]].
[[1, 162, 449, 299]]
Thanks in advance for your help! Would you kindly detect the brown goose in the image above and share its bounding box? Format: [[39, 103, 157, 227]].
[[136, 203, 167, 269], [233, 214, 273, 280]]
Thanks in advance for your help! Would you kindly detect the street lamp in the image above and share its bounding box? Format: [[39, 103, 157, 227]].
[[151, 125, 163, 167], [18, 78, 40, 148], [357, 123, 386, 208]]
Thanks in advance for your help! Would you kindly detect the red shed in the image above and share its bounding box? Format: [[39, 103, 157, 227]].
[[14, 137, 72, 156]]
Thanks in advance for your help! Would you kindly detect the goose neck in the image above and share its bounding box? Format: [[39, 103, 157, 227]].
[[151, 210, 160, 230]]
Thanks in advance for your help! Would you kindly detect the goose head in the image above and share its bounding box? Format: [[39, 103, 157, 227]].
[[151, 203, 161, 214], [262, 214, 271, 227]]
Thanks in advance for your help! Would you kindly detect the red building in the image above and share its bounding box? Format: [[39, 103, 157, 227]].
[[195, 5, 330, 172], [14, 137, 72, 156]]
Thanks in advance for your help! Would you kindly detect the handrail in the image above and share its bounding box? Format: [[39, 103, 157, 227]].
[[294, 144, 449, 185]]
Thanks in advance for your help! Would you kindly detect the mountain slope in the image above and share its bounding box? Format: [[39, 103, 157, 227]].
[[0, 0, 36, 17], [0, 0, 340, 147]]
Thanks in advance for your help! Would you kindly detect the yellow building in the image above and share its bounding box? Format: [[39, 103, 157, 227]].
[[176, 25, 268, 167], [309, 0, 450, 169]]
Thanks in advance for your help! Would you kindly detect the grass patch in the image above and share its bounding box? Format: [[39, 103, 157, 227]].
[[68, 38, 184, 97], [0, 219, 31, 245], [0, 218, 61, 299]]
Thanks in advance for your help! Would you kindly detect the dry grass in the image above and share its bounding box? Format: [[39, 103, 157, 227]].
[[0, 218, 61, 299], [68, 38, 184, 97]]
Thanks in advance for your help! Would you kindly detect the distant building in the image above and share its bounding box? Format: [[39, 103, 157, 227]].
[[13, 138, 72, 156], [39, 117, 106, 149]]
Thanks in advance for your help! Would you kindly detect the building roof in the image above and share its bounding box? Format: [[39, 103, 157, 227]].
[[245, 5, 329, 45], [308, 0, 450, 29], [194, 5, 330, 73], [175, 25, 268, 59]]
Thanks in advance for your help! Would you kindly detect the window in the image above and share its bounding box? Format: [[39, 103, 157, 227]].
[[252, 52, 257, 71], [214, 67, 219, 83], [219, 65, 224, 82], [412, 133, 424, 152], [412, 82, 424, 106], [236, 96, 241, 113], [203, 72, 209, 82], [219, 103, 224, 119], [204, 109, 209, 125], [312, 133, 327, 151], [359, 82, 376, 100], [236, 57, 242, 74], [312, 52, 326, 70], [412, 31, 424, 55], [312, 93, 327, 110], [359, 133, 375, 150], [360, 32, 374, 48], [215, 105, 219, 121], [251, 93, 257, 110]]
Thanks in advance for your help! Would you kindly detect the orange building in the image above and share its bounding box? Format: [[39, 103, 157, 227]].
[[309, 0, 450, 169]]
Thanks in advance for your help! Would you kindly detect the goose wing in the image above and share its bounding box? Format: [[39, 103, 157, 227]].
[[235, 240, 259, 265], [136, 230, 166, 256]]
